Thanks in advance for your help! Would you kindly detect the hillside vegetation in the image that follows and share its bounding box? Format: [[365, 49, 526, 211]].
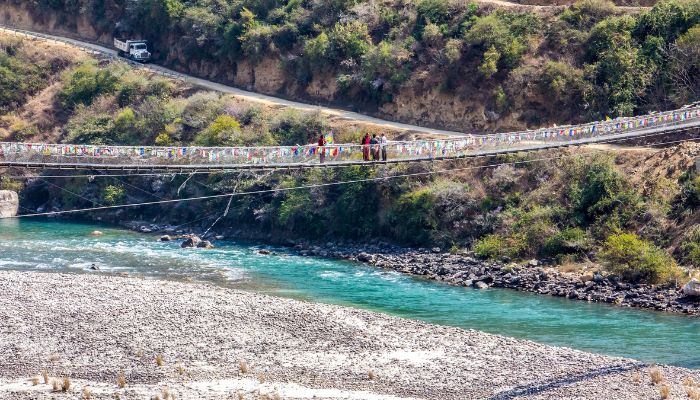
[[4, 0, 699, 131]]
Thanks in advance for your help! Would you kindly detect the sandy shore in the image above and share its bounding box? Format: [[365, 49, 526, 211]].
[[0, 271, 698, 399]]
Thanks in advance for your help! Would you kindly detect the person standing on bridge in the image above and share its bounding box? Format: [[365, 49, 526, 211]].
[[370, 134, 379, 161], [362, 133, 371, 161], [380, 133, 388, 161], [318, 133, 327, 164]]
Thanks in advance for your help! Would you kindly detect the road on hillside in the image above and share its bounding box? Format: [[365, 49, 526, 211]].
[[0, 25, 467, 137]]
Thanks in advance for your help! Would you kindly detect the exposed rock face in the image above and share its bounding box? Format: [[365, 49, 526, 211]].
[[0, 191, 18, 218]]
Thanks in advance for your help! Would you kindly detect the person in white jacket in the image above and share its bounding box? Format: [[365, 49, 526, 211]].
[[380, 133, 388, 161]]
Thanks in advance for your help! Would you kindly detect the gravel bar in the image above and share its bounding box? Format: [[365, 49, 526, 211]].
[[0, 270, 698, 399]]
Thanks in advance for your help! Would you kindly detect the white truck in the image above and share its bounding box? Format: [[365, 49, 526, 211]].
[[114, 38, 151, 62]]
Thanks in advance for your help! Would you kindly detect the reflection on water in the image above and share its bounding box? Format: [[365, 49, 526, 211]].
[[2, 219, 700, 368]]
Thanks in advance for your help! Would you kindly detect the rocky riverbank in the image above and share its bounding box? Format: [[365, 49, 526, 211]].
[[2, 270, 700, 400], [118, 219, 700, 316]]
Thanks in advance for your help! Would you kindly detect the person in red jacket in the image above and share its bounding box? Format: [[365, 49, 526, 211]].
[[318, 134, 327, 163], [361, 133, 371, 161]]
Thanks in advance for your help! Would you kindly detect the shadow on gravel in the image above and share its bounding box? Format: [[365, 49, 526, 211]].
[[489, 362, 646, 399]]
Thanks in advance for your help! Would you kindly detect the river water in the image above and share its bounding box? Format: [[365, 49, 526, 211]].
[[1, 219, 699, 368]]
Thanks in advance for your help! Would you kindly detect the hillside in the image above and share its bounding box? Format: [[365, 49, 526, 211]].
[[0, 0, 698, 132]]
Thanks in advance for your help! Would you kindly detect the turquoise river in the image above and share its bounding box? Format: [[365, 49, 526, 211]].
[[1, 219, 699, 368]]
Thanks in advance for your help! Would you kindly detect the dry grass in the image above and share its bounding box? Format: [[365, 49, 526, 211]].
[[631, 372, 641, 383], [660, 384, 670, 399], [42, 370, 49, 384], [176, 364, 185, 376], [48, 354, 60, 362], [162, 387, 170, 399], [153, 395, 161, 400], [52, 379, 60, 392], [650, 368, 664, 385], [62, 376, 71, 391], [30, 376, 39, 386], [82, 386, 92, 399], [117, 372, 126, 388], [115, 394, 121, 400], [136, 349, 144, 358], [257, 373, 265, 384], [236, 391, 245, 400], [687, 387, 700, 400], [368, 370, 376, 380], [239, 360, 249, 374], [685, 377, 696, 387], [156, 354, 164, 367]]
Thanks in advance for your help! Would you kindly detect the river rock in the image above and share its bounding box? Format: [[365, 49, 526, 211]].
[[181, 236, 202, 248], [683, 279, 700, 297], [259, 249, 271, 255], [0, 190, 19, 218], [474, 281, 489, 289], [197, 240, 215, 249], [90, 231, 103, 236], [160, 235, 172, 242]]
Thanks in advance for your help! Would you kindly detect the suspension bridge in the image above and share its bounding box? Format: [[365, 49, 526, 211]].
[[1, 106, 699, 172]]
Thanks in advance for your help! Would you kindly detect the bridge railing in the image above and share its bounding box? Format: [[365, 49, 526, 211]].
[[1, 106, 699, 168]]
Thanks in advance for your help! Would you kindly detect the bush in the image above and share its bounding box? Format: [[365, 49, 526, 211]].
[[561, 0, 617, 30], [102, 184, 125, 206], [329, 21, 372, 61], [679, 226, 700, 267], [385, 188, 438, 245], [195, 115, 243, 146], [542, 227, 589, 257], [62, 63, 121, 108], [473, 233, 525, 259], [600, 233, 682, 284], [270, 109, 328, 145], [565, 156, 642, 232]]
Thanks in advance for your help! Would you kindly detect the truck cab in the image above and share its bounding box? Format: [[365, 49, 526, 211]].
[[114, 38, 151, 63]]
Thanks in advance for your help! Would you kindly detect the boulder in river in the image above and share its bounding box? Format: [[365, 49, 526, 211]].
[[683, 278, 700, 297], [160, 235, 172, 242], [181, 236, 202, 248], [197, 240, 215, 249], [473, 281, 489, 289], [90, 231, 103, 236]]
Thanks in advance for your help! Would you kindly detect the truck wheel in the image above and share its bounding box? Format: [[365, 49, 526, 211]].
[[117, 50, 124, 57]]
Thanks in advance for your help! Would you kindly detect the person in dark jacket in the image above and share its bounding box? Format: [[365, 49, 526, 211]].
[[369, 134, 379, 161]]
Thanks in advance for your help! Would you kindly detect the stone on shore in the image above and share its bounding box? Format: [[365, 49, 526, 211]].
[[683, 278, 700, 297]]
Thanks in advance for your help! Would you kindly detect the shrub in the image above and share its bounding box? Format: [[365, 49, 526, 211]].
[[565, 156, 642, 232], [62, 63, 121, 107], [542, 227, 589, 257], [270, 109, 328, 145], [600, 233, 682, 284], [195, 115, 243, 146], [561, 0, 617, 30], [473, 233, 525, 259], [679, 226, 700, 267], [385, 188, 438, 245], [329, 21, 372, 61], [102, 184, 126, 206]]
